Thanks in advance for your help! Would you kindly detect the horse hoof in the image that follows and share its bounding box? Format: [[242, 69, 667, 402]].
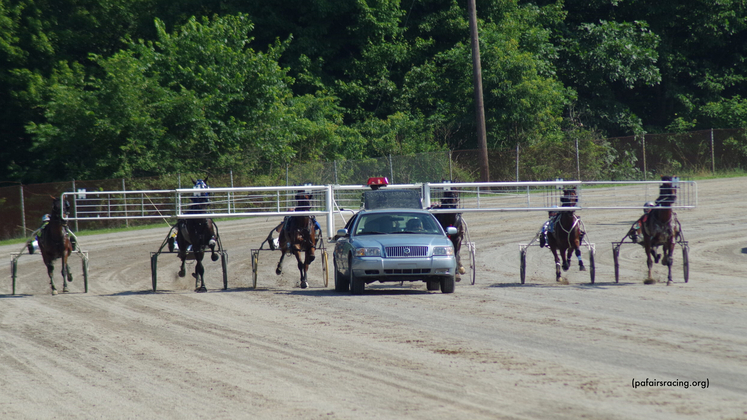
[[458, 266, 466, 275], [211, 254, 219, 262], [63, 287, 69, 293], [579, 265, 586, 272], [644, 278, 656, 285], [455, 274, 461, 282], [51, 289, 57, 295], [300, 280, 308, 289], [275, 268, 282, 276], [195, 286, 207, 293], [178, 270, 186, 278], [667, 280, 673, 286]]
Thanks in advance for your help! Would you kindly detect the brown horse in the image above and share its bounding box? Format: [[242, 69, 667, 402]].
[[37, 197, 74, 295], [545, 188, 586, 282], [432, 187, 466, 280], [639, 176, 679, 285], [175, 178, 219, 292], [267, 190, 319, 289]]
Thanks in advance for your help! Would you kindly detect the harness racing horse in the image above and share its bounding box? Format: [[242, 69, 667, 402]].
[[37, 197, 74, 295], [432, 186, 466, 280], [267, 190, 318, 289], [175, 178, 219, 292], [546, 187, 586, 282], [639, 175, 679, 285]]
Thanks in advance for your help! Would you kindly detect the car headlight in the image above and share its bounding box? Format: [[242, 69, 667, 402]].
[[432, 246, 454, 256], [355, 247, 381, 257]]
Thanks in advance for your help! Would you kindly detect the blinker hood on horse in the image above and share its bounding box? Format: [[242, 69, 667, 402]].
[[174, 177, 220, 292], [540, 186, 587, 283], [37, 196, 75, 295], [629, 175, 682, 285], [266, 189, 322, 289]]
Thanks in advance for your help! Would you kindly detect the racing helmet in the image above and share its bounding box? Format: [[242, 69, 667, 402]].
[[643, 201, 655, 213], [42, 214, 51, 222]]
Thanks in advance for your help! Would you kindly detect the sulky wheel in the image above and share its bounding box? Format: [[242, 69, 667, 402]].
[[469, 242, 476, 285], [251, 251, 259, 289], [589, 248, 596, 284], [612, 244, 620, 283], [151, 253, 159, 292], [682, 243, 689, 283], [82, 256, 89, 293], [520, 248, 527, 284], [221, 253, 228, 290], [322, 251, 329, 287]]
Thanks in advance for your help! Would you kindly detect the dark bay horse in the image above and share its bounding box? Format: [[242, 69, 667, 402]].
[[639, 176, 679, 285], [37, 197, 74, 295], [546, 188, 586, 282], [175, 178, 219, 292], [432, 187, 466, 280], [267, 190, 318, 289]]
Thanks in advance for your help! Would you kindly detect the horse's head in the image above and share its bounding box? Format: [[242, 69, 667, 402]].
[[440, 180, 460, 209], [189, 178, 211, 212], [560, 187, 578, 207], [656, 175, 677, 207], [295, 189, 313, 211], [50, 196, 70, 220]]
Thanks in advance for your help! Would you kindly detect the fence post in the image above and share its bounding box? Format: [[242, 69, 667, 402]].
[[389, 154, 394, 183], [711, 128, 715, 173], [641, 133, 647, 181], [122, 178, 129, 228], [230, 170, 234, 213], [575, 136, 581, 181], [72, 179, 79, 232], [19, 184, 26, 237]]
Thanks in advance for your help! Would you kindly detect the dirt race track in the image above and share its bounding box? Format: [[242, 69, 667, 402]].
[[1, 177, 746, 420]]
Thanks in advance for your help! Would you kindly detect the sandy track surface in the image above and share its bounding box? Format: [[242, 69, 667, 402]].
[[1, 177, 746, 419]]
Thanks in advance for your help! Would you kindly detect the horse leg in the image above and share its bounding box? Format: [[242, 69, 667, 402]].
[[294, 248, 308, 289], [208, 237, 219, 261], [46, 261, 58, 295], [644, 242, 655, 284], [550, 247, 562, 282], [575, 248, 586, 271], [61, 251, 72, 292], [453, 235, 465, 275], [562, 247, 571, 271], [665, 238, 675, 285], [193, 251, 207, 292], [275, 248, 286, 275]]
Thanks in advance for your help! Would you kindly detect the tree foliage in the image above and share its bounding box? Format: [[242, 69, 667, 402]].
[[2, 0, 747, 182]]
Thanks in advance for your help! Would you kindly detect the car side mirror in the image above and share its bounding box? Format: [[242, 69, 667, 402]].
[[336, 228, 349, 237], [446, 226, 457, 235]]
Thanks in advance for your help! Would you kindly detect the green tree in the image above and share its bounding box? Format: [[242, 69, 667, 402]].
[[27, 14, 355, 179]]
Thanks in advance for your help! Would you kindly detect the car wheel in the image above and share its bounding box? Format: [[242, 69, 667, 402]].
[[440, 275, 455, 294], [334, 259, 349, 292], [349, 256, 365, 295], [426, 280, 440, 291]]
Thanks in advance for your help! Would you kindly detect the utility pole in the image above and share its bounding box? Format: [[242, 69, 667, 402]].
[[467, 0, 490, 182]]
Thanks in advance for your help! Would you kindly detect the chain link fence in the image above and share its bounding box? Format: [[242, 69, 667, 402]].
[[2, 128, 745, 240]]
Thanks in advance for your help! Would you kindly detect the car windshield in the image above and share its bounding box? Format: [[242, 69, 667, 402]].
[[354, 213, 442, 235]]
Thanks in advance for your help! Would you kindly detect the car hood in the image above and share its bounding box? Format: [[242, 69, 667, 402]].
[[351, 234, 452, 248]]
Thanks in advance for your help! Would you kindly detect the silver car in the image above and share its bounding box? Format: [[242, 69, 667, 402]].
[[333, 209, 458, 294]]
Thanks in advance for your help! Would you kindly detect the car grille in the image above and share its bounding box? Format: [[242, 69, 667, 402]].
[[385, 245, 428, 257]]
